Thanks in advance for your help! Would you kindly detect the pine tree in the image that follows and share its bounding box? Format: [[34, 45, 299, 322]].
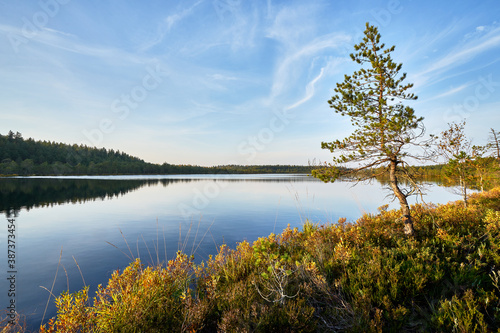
[[313, 23, 429, 236]]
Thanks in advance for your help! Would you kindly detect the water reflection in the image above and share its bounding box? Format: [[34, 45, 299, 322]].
[[0, 178, 147, 217], [0, 175, 318, 217]]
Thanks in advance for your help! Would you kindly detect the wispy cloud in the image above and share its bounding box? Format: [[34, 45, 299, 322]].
[[427, 28, 500, 73], [414, 24, 500, 86], [266, 3, 319, 47], [269, 32, 350, 101], [0, 23, 149, 65], [42, 27, 76, 38], [425, 83, 471, 102], [285, 67, 325, 110], [464, 23, 498, 40], [139, 0, 204, 52]]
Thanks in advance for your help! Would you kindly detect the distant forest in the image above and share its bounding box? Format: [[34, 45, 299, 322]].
[[0, 131, 318, 176]]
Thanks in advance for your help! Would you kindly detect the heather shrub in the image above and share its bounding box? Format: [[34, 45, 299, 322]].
[[40, 252, 200, 332], [432, 289, 490, 332]]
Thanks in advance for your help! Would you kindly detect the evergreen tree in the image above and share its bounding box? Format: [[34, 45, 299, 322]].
[[313, 23, 430, 236]]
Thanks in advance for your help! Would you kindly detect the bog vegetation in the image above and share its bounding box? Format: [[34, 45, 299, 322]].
[[1, 187, 497, 332]]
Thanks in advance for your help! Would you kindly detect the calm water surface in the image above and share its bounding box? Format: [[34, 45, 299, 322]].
[[0, 174, 460, 329]]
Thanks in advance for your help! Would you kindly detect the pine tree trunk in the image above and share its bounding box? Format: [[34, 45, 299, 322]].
[[459, 175, 468, 207], [463, 183, 468, 208], [389, 159, 415, 236]]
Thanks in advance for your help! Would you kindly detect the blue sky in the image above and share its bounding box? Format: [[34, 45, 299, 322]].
[[1, 0, 499, 166]]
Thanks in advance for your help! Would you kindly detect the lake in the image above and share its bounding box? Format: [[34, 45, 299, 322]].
[[0, 174, 460, 330]]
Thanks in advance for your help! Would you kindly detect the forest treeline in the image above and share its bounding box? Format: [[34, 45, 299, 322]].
[[359, 160, 500, 190], [2, 131, 498, 182], [0, 131, 317, 176]]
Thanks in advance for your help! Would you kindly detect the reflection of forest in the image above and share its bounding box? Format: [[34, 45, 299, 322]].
[[0, 176, 318, 217], [0, 178, 152, 217]]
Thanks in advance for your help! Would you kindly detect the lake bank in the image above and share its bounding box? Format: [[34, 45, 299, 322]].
[[28, 187, 500, 332]]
